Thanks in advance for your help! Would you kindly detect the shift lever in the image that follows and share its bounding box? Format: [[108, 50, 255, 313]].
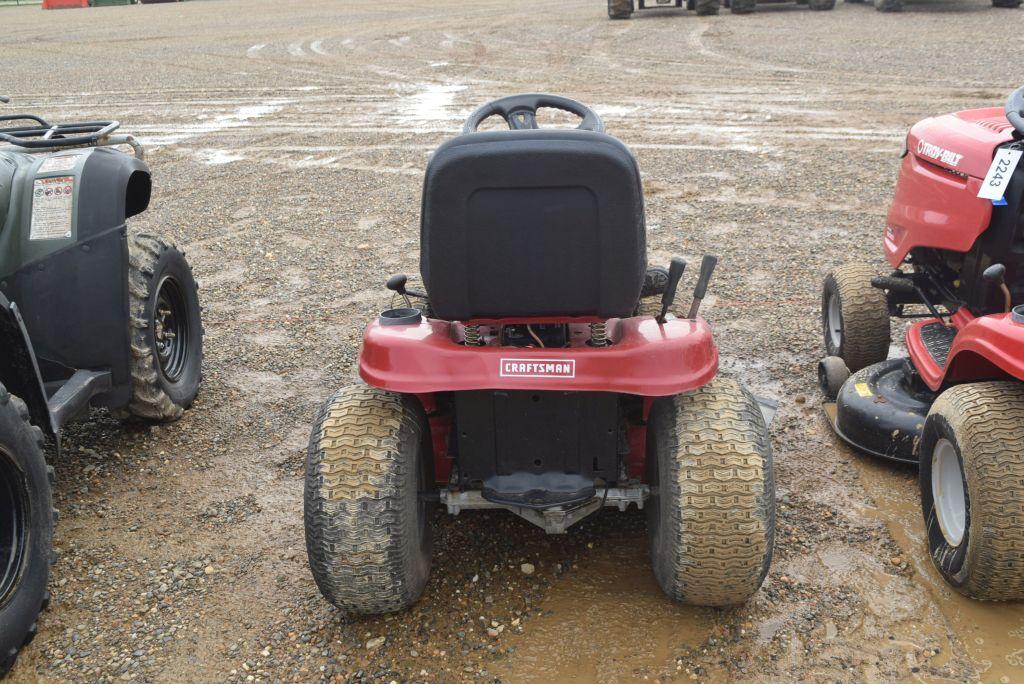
[[656, 258, 687, 324], [687, 255, 719, 320], [983, 263, 1012, 313]]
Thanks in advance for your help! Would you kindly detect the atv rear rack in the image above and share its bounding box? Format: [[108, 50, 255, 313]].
[[0, 114, 143, 159]]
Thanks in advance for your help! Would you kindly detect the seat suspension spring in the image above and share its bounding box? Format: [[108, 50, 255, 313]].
[[464, 324, 483, 346], [590, 322, 609, 347]]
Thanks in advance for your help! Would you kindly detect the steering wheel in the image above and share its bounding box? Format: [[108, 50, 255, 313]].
[[1005, 85, 1024, 136], [462, 94, 604, 135]]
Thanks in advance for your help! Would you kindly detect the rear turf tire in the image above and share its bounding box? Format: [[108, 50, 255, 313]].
[[646, 377, 775, 606], [608, 0, 633, 18], [121, 233, 203, 422], [695, 0, 721, 14], [0, 386, 53, 677], [304, 385, 433, 614], [919, 383, 1024, 601], [822, 264, 891, 373]]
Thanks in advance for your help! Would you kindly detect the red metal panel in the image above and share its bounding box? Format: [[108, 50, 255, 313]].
[[884, 107, 1013, 267], [359, 316, 718, 397], [907, 309, 1024, 390], [42, 0, 90, 8]]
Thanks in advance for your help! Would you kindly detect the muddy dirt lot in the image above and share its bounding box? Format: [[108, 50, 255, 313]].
[[3, 0, 1024, 681]]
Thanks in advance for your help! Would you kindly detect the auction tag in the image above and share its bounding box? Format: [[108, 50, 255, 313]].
[[978, 148, 1022, 202], [30, 176, 74, 241], [854, 383, 873, 398]]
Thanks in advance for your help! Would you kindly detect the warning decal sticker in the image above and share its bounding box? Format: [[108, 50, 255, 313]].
[[30, 176, 74, 241], [38, 154, 81, 174]]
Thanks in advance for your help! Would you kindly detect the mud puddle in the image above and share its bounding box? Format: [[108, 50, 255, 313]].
[[847, 438, 1024, 681], [494, 520, 714, 683]]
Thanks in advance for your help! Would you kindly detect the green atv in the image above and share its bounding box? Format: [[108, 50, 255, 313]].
[[0, 96, 203, 675]]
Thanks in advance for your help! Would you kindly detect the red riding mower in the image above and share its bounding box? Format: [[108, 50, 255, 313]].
[[819, 86, 1024, 600], [305, 94, 776, 614]]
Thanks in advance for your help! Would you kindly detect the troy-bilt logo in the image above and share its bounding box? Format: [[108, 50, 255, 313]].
[[499, 358, 576, 379], [917, 140, 963, 167]]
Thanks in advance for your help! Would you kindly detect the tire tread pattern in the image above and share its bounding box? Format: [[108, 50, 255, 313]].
[[0, 385, 52, 678], [123, 233, 197, 422], [929, 383, 1024, 600], [651, 377, 775, 606], [824, 263, 890, 372], [304, 385, 429, 614]]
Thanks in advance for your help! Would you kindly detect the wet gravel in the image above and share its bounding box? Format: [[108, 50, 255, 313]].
[[4, 0, 1024, 680]]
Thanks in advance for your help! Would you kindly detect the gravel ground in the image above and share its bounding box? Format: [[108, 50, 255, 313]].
[[4, 0, 1024, 681]]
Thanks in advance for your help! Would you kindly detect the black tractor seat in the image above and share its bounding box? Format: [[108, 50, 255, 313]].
[[420, 128, 647, 322]]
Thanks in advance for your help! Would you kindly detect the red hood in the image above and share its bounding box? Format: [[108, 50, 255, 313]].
[[908, 107, 1014, 179]]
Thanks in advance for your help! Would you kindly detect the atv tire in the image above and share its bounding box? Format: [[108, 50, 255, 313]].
[[695, 0, 721, 15], [822, 264, 890, 373], [646, 377, 775, 606], [608, 0, 633, 18], [304, 384, 433, 614], [873, 0, 902, 11], [919, 383, 1024, 601], [730, 0, 756, 13], [0, 385, 53, 677], [120, 233, 203, 422]]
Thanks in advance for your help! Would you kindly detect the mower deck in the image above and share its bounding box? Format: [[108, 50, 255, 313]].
[[825, 359, 933, 464]]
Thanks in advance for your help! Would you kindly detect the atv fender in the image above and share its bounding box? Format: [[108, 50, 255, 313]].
[[0, 292, 54, 437]]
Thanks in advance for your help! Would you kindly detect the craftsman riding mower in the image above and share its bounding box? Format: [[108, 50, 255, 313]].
[[0, 96, 202, 673], [305, 94, 775, 614], [819, 86, 1024, 600]]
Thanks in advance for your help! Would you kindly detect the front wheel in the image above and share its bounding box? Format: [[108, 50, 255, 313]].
[[0, 386, 53, 677], [646, 377, 775, 606], [822, 264, 890, 372], [121, 233, 203, 422], [608, 0, 633, 18], [305, 385, 433, 614], [918, 383, 1024, 600]]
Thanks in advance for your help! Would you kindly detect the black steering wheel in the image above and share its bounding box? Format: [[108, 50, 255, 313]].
[[1005, 86, 1024, 136], [462, 93, 604, 135]]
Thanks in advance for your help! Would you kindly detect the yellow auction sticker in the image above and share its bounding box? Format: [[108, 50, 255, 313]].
[[854, 383, 873, 398]]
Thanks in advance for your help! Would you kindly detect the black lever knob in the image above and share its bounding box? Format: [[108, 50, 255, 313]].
[[687, 255, 719, 320], [656, 258, 687, 324], [386, 274, 408, 295], [983, 263, 1006, 284]]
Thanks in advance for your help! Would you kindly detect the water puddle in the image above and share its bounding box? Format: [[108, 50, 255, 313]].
[[850, 443, 1024, 681]]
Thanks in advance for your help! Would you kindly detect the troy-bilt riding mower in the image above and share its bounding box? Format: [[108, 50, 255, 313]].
[[0, 96, 202, 672], [607, 0, 722, 18], [819, 86, 1024, 600], [304, 94, 776, 615]]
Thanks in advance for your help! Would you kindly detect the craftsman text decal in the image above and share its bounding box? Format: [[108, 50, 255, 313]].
[[499, 358, 576, 379]]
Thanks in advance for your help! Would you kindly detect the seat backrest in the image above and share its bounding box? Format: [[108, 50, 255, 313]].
[[420, 129, 646, 321]]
